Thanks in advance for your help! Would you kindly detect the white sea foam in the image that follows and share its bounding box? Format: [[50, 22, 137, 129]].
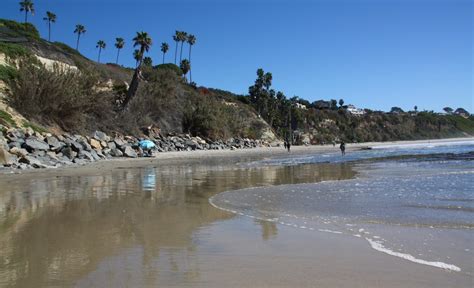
[[366, 238, 461, 272], [318, 229, 343, 234]]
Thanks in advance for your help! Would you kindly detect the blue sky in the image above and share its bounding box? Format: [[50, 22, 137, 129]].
[[1, 0, 472, 112]]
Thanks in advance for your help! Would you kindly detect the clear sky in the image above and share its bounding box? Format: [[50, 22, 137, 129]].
[[1, 0, 472, 112]]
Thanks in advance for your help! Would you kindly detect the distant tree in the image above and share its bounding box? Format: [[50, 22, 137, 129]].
[[160, 42, 169, 64], [249, 68, 274, 116], [443, 107, 453, 114], [178, 31, 188, 63], [19, 0, 34, 24], [143, 56, 153, 66], [180, 59, 191, 80], [187, 34, 196, 82], [122, 31, 152, 110], [173, 32, 179, 64], [454, 108, 470, 116], [114, 37, 125, 64], [96, 40, 106, 63], [390, 107, 404, 114], [414, 105, 418, 112], [339, 99, 344, 108], [74, 24, 86, 51], [43, 11, 56, 41], [330, 99, 338, 110]]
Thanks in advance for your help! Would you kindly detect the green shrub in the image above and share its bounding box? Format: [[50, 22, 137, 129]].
[[0, 109, 16, 127], [22, 120, 47, 133], [154, 63, 183, 76], [0, 19, 40, 39], [53, 41, 82, 56], [0, 64, 17, 81], [5, 58, 115, 132], [0, 42, 31, 59]]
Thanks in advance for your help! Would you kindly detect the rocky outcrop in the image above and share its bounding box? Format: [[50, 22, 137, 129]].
[[0, 126, 275, 170]]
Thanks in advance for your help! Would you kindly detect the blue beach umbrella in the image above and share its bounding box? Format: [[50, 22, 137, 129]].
[[139, 139, 156, 149]]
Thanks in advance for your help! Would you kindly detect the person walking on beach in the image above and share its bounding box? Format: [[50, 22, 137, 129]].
[[287, 140, 291, 152], [340, 141, 346, 156], [283, 141, 287, 150]]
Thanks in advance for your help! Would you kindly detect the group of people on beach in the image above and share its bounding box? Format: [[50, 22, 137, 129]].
[[283, 140, 346, 156]]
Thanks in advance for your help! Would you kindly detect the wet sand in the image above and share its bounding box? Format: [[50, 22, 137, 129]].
[[0, 138, 472, 287]]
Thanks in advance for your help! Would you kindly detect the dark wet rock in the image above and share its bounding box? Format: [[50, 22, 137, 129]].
[[61, 146, 77, 160], [78, 139, 92, 151], [24, 137, 50, 151], [19, 155, 47, 168], [123, 146, 137, 158], [73, 158, 88, 165], [78, 150, 94, 161], [110, 148, 123, 157]]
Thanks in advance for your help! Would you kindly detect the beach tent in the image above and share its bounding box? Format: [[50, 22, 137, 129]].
[[139, 139, 156, 149]]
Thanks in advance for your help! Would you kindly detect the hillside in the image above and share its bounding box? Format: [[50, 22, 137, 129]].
[[1, 18, 473, 147], [0, 19, 277, 143]]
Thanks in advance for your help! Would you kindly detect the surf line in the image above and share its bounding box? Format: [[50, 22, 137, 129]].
[[366, 238, 461, 272]]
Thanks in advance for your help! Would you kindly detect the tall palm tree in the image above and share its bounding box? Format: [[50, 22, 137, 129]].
[[178, 31, 188, 63], [160, 42, 169, 64], [114, 37, 125, 64], [43, 11, 56, 41], [173, 31, 179, 64], [19, 0, 34, 24], [180, 59, 190, 81], [186, 34, 196, 82], [96, 40, 106, 63], [74, 24, 86, 51], [133, 31, 152, 67], [122, 32, 152, 110]]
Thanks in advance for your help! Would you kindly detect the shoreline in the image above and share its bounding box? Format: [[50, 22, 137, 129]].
[[1, 136, 473, 177]]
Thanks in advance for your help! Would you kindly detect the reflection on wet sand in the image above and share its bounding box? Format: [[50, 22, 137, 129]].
[[0, 161, 354, 287]]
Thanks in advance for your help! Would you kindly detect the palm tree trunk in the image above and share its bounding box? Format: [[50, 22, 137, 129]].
[[48, 21, 51, 41], [179, 42, 184, 63], [122, 67, 141, 110], [76, 34, 80, 50], [98, 48, 101, 63], [25, 11, 28, 24], [162, 52, 165, 64], [116, 48, 120, 64], [174, 41, 178, 64], [188, 45, 192, 83]]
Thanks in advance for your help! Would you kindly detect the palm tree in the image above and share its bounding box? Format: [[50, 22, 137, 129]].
[[74, 24, 86, 51], [19, 0, 34, 24], [160, 42, 169, 64], [114, 37, 125, 64], [133, 31, 152, 67], [122, 31, 152, 110], [186, 34, 196, 82], [96, 40, 106, 63], [178, 31, 188, 63], [173, 31, 179, 64], [133, 49, 142, 67], [43, 11, 56, 41], [180, 59, 191, 81]]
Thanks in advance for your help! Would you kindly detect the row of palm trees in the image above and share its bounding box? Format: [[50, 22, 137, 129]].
[[18, 0, 197, 110], [19, 0, 197, 80]]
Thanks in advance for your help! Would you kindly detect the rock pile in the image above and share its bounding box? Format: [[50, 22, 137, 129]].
[[0, 126, 271, 170]]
